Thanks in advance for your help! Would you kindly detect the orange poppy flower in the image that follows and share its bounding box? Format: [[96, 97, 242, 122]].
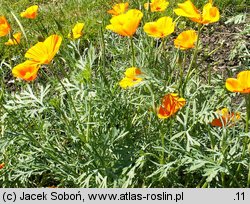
[[226, 70, 250, 94], [106, 9, 143, 37], [211, 108, 240, 127], [5, 32, 22, 45], [68, 23, 84, 39], [157, 93, 186, 119], [0, 163, 4, 169], [0, 16, 11, 37], [20, 5, 39, 19], [144, 0, 169, 12], [119, 67, 143, 89], [108, 2, 129, 16], [143, 16, 175, 38], [174, 0, 219, 24], [12, 60, 40, 81], [25, 34, 62, 65], [174, 30, 197, 50]]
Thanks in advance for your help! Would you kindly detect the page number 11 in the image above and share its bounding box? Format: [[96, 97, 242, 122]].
[[235, 192, 245, 201]]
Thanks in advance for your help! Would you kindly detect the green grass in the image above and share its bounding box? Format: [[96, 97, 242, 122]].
[[0, 0, 249, 187]]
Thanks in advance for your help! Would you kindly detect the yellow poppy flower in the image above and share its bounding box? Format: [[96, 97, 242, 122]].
[[119, 67, 143, 89], [174, 30, 197, 50], [143, 16, 175, 38], [226, 70, 250, 94], [5, 32, 22, 45], [211, 108, 240, 127], [157, 93, 186, 119], [20, 5, 39, 19], [68, 23, 84, 39], [106, 9, 143, 37], [174, 0, 220, 24], [108, 2, 129, 16], [144, 0, 169, 12], [25, 34, 62, 65], [0, 16, 11, 37], [12, 60, 40, 81]]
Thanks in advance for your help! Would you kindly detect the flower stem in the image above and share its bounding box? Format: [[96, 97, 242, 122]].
[[178, 52, 186, 96], [158, 119, 165, 165], [245, 94, 250, 132], [245, 94, 250, 187], [53, 70, 86, 143], [130, 36, 135, 67], [99, 22, 108, 84], [229, 95, 250, 186], [182, 25, 202, 94], [100, 23, 106, 69], [160, 133, 165, 164]]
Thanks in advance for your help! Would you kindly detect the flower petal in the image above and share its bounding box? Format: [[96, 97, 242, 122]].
[[225, 78, 242, 93], [0, 16, 11, 37], [25, 34, 62, 64], [202, 3, 220, 24], [20, 5, 38, 19], [12, 60, 40, 81], [106, 9, 143, 37]]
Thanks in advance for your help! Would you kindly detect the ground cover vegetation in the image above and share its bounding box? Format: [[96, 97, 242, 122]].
[[0, 0, 249, 187]]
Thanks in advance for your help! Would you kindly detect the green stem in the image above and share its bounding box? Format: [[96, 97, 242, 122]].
[[221, 172, 226, 187], [145, 83, 155, 111], [86, 100, 91, 143], [154, 38, 166, 66], [207, 126, 215, 150], [183, 25, 202, 92], [202, 181, 208, 188], [10, 11, 28, 43], [245, 94, 250, 132], [167, 118, 173, 162], [53, 71, 86, 143], [229, 95, 250, 186], [178, 52, 186, 96], [160, 122, 165, 165], [100, 22, 108, 84], [100, 22, 106, 66], [248, 163, 250, 188], [208, 64, 212, 85], [130, 36, 135, 67], [245, 94, 250, 187]]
